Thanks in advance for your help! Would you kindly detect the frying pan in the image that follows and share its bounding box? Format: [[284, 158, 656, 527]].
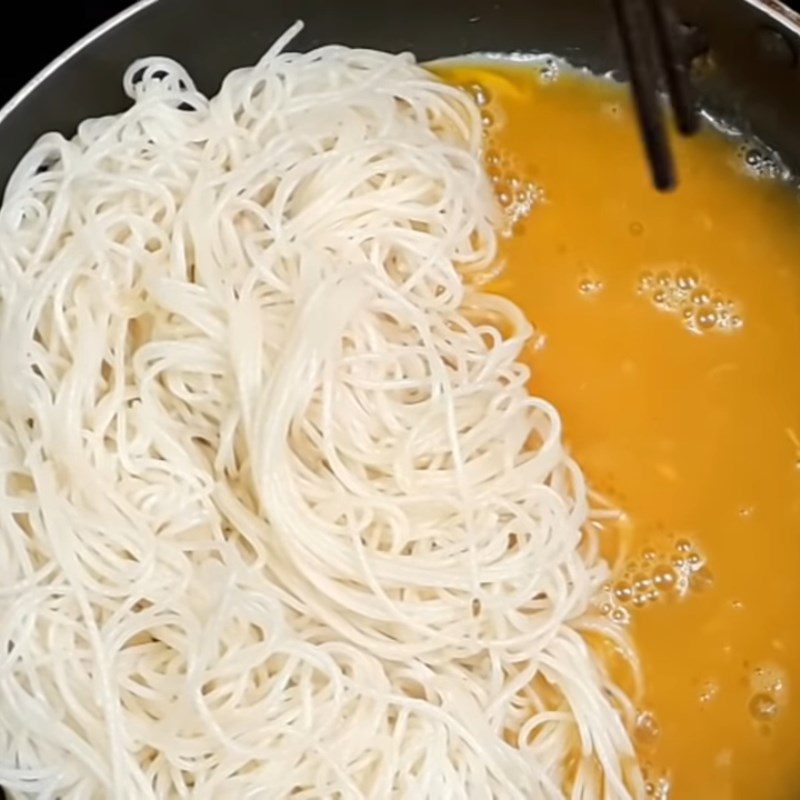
[[0, 0, 798, 798]]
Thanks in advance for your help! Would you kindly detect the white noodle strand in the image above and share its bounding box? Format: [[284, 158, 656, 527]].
[[0, 24, 643, 800]]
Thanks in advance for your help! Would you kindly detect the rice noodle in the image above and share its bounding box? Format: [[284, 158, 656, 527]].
[[0, 22, 643, 799]]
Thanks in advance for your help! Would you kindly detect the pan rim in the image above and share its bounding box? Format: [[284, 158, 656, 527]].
[[0, 0, 797, 133], [745, 0, 800, 30], [0, 0, 159, 129]]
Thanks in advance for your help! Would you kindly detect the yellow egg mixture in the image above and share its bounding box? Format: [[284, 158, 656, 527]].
[[435, 62, 800, 798]]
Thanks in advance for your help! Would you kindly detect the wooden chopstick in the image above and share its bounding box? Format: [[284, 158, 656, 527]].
[[610, 0, 700, 191]]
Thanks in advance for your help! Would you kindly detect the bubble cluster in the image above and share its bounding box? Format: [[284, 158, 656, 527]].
[[737, 144, 788, 181], [611, 536, 710, 610], [595, 579, 631, 626], [578, 276, 604, 296], [634, 710, 660, 747], [749, 692, 778, 721], [698, 679, 720, 706], [537, 57, 560, 83], [484, 147, 542, 237], [463, 82, 495, 132], [637, 267, 743, 335], [464, 79, 544, 239], [467, 82, 492, 109], [747, 662, 788, 728], [641, 763, 672, 800]]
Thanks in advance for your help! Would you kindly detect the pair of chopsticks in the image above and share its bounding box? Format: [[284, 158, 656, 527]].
[[611, 0, 701, 191]]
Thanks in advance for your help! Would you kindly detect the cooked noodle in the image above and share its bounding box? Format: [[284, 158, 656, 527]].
[[0, 22, 642, 799]]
